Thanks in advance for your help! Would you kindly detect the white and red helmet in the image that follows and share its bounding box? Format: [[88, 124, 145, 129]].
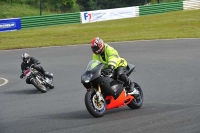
[[21, 53, 30, 63], [91, 37, 105, 54]]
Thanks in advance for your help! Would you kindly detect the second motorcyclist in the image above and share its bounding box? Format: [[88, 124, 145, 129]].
[[20, 53, 53, 84]]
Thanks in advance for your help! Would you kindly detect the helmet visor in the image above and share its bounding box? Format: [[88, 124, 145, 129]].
[[91, 46, 99, 54], [23, 57, 30, 63], [24, 58, 28, 62]]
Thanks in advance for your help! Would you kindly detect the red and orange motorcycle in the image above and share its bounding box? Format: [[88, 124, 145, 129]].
[[81, 60, 143, 117]]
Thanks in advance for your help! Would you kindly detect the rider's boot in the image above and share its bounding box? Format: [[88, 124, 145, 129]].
[[126, 82, 140, 98], [44, 71, 53, 78]]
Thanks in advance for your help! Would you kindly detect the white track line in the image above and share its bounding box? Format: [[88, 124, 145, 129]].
[[0, 77, 8, 87]]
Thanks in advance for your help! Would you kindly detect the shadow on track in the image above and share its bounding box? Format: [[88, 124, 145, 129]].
[[46, 107, 141, 120], [45, 103, 197, 120], [46, 110, 93, 120]]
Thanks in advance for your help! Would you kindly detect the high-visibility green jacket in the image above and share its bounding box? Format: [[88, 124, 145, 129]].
[[92, 43, 127, 69]]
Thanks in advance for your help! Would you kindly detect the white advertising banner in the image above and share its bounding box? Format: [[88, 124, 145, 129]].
[[183, 0, 200, 10], [81, 7, 136, 23]]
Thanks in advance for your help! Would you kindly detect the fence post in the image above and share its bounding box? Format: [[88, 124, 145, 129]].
[[40, 0, 42, 16]]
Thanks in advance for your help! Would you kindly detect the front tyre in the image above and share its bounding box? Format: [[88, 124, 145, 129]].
[[45, 78, 54, 89], [31, 79, 47, 93], [85, 89, 106, 117], [127, 82, 143, 109], [47, 82, 54, 89]]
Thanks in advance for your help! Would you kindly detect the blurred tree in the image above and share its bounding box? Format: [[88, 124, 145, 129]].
[[1, 0, 184, 13]]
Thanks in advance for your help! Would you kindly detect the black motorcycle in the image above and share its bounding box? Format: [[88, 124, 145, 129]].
[[23, 64, 54, 93], [81, 60, 143, 117]]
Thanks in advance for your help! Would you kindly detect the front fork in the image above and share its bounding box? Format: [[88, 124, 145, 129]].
[[30, 75, 43, 85], [96, 84, 105, 103]]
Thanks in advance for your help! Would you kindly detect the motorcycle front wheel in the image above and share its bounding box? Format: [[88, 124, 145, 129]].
[[45, 78, 54, 89], [85, 89, 106, 117], [31, 79, 47, 93], [47, 82, 54, 89]]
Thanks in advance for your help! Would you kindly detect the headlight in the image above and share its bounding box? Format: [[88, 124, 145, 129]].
[[82, 73, 93, 83]]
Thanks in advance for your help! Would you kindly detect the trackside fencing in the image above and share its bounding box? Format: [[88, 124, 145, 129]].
[[21, 12, 80, 28], [139, 1, 183, 16]]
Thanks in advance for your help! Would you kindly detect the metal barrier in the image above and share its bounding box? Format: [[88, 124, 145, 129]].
[[139, 1, 183, 16], [21, 12, 80, 29]]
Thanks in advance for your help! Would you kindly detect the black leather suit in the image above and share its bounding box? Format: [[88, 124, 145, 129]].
[[21, 57, 45, 84]]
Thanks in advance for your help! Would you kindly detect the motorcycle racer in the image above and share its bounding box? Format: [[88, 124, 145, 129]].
[[90, 37, 139, 97], [20, 53, 53, 84]]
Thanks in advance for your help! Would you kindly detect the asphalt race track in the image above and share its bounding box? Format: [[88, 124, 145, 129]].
[[0, 39, 200, 133]]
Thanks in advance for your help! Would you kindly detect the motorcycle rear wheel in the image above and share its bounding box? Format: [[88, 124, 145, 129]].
[[127, 82, 143, 109], [31, 79, 47, 93], [85, 89, 106, 117]]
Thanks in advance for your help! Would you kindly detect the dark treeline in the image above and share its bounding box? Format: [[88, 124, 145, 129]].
[[77, 0, 152, 11], [2, 0, 184, 13], [79, 0, 184, 11]]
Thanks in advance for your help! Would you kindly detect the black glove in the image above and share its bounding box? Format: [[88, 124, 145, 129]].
[[20, 74, 24, 79], [31, 64, 35, 68], [104, 65, 114, 75]]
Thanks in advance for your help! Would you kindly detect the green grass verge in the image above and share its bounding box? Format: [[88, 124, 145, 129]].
[[0, 1, 57, 18], [0, 9, 200, 50]]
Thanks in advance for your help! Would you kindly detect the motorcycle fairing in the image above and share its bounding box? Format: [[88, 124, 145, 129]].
[[105, 90, 133, 110], [96, 76, 124, 100], [81, 63, 104, 84], [126, 64, 135, 76]]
